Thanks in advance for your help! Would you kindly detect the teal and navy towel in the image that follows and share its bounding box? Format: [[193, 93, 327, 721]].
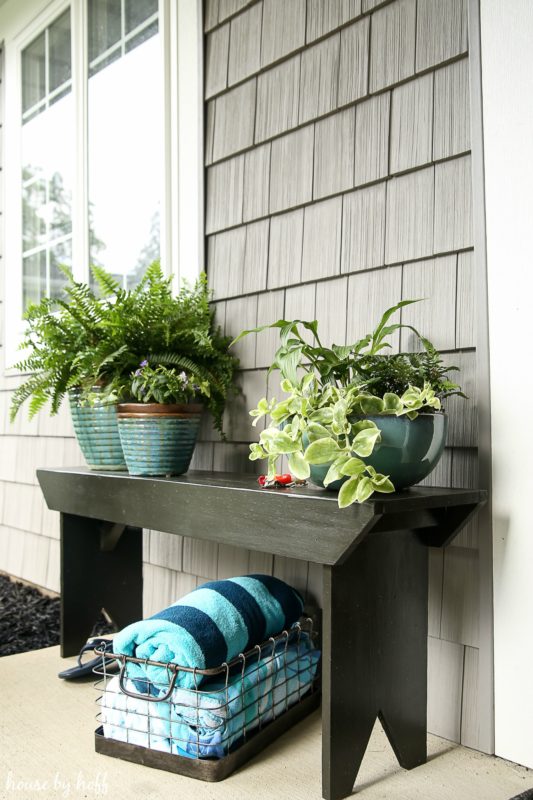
[[113, 575, 304, 689], [102, 634, 320, 757]]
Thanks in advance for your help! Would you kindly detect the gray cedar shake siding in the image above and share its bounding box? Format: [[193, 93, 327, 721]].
[[0, 0, 486, 750]]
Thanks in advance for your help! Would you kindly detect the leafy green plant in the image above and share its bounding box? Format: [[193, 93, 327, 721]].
[[128, 361, 210, 405], [233, 300, 464, 508], [10, 262, 239, 434], [10, 267, 117, 420]]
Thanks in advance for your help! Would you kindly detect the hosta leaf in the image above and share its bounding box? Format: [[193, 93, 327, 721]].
[[304, 437, 341, 465], [288, 451, 311, 480], [338, 477, 360, 509]]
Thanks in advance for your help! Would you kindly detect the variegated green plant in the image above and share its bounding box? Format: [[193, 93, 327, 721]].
[[248, 376, 441, 508], [233, 299, 463, 509]]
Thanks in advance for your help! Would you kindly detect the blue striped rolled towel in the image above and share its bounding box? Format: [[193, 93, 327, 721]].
[[113, 575, 304, 690]]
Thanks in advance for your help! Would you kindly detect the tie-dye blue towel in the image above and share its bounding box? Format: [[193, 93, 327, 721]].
[[113, 575, 305, 690]]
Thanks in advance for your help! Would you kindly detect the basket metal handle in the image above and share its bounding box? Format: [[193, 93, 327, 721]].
[[118, 662, 180, 702]]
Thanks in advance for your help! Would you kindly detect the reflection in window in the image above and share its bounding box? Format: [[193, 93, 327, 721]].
[[88, 0, 161, 289], [21, 9, 73, 310]]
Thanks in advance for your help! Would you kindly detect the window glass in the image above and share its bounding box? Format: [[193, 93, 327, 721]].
[[125, 0, 157, 34], [21, 33, 45, 114], [21, 10, 73, 311], [88, 1, 161, 289], [48, 9, 72, 92], [88, 0, 121, 62]]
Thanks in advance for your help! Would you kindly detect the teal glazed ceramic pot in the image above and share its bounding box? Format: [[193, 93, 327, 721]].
[[117, 403, 202, 477], [69, 390, 126, 471], [308, 413, 448, 492]]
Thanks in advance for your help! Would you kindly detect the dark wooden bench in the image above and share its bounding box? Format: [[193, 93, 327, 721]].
[[38, 467, 486, 800]]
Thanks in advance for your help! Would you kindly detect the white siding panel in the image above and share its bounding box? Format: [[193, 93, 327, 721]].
[[261, 0, 306, 66], [434, 156, 473, 253], [301, 197, 342, 282], [341, 183, 386, 273], [354, 93, 390, 186], [338, 18, 369, 106], [315, 277, 348, 347], [346, 266, 402, 347], [313, 108, 355, 199], [427, 636, 464, 741], [268, 209, 304, 289], [433, 58, 471, 160], [299, 34, 340, 124], [385, 167, 434, 263], [390, 74, 433, 173], [369, 0, 416, 92], [416, 0, 468, 72], [270, 126, 314, 213], [401, 256, 457, 351]]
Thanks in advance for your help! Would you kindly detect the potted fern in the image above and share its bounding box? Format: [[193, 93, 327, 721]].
[[233, 300, 464, 508], [99, 266, 238, 476], [11, 263, 239, 476], [10, 267, 128, 470]]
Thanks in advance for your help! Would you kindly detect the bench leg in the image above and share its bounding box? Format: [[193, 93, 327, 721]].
[[322, 530, 428, 800], [60, 512, 143, 657]]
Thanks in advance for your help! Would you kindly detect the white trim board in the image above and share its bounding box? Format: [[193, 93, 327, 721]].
[[480, 0, 533, 770]]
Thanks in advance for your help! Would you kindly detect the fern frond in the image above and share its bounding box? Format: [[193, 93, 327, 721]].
[[147, 352, 224, 394], [90, 264, 121, 297]]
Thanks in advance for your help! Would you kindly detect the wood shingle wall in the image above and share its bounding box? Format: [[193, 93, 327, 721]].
[[199, 0, 483, 748]]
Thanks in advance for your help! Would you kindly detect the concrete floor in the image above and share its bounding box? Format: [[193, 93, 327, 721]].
[[0, 646, 531, 800]]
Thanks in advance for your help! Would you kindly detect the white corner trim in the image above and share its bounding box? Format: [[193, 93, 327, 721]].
[[174, 0, 204, 287]]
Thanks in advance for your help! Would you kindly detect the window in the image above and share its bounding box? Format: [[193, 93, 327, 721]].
[[1, 0, 203, 366], [87, 0, 162, 288], [21, 9, 73, 307]]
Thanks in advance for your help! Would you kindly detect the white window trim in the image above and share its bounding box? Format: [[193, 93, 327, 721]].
[[0, 0, 204, 372]]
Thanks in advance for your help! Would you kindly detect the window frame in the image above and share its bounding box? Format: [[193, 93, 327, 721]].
[[0, 0, 204, 371]]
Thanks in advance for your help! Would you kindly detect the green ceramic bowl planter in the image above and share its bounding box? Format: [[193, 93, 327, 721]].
[[233, 300, 465, 509], [10, 263, 239, 476]]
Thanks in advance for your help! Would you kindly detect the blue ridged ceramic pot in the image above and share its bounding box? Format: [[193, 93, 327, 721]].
[[68, 390, 126, 471], [307, 413, 448, 492], [117, 403, 203, 477]]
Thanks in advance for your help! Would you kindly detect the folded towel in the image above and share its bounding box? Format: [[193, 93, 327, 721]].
[[113, 575, 304, 690], [101, 634, 320, 758]]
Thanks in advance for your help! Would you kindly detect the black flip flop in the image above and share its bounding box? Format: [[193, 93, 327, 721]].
[[58, 637, 118, 680]]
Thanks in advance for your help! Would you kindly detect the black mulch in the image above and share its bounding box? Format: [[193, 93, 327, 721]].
[[0, 573, 60, 656]]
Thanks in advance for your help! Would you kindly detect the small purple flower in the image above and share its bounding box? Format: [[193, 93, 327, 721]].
[[140, 359, 149, 368]]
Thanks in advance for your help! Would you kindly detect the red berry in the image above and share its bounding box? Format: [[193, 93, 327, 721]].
[[257, 475, 267, 486], [275, 473, 292, 485]]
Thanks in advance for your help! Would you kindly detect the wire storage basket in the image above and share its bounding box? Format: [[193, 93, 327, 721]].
[[94, 618, 321, 781]]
